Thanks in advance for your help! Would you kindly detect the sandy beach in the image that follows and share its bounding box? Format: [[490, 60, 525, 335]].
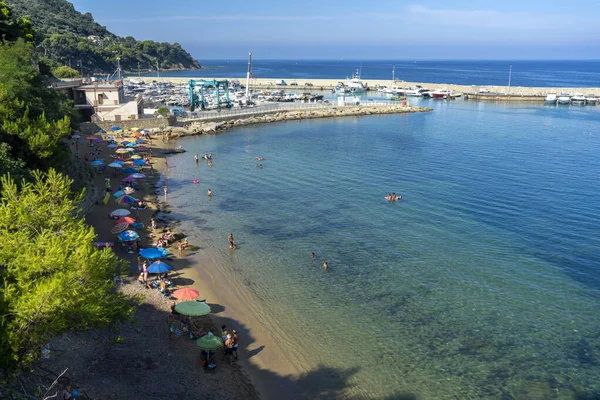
[[37, 132, 266, 399]]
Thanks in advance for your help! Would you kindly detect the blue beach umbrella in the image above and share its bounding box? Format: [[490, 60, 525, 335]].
[[135, 139, 146, 144], [139, 248, 167, 259], [147, 261, 171, 274], [118, 230, 139, 241], [113, 190, 125, 198], [111, 126, 122, 131], [90, 160, 104, 166], [97, 129, 106, 134], [126, 142, 137, 148], [122, 167, 138, 174], [133, 159, 147, 166]]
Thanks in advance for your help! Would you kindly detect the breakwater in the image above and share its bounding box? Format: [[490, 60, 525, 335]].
[[176, 104, 431, 134]]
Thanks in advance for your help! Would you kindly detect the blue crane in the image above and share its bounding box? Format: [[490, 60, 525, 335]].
[[189, 79, 230, 111]]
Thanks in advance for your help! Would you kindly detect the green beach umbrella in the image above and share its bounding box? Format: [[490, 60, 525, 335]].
[[195, 334, 223, 351], [175, 301, 211, 316]]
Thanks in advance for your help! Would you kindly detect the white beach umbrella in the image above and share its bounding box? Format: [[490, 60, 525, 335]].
[[110, 209, 131, 217]]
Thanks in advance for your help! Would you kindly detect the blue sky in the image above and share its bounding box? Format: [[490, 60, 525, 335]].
[[71, 0, 599, 59]]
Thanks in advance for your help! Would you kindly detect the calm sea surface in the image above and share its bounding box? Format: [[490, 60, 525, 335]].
[[150, 59, 600, 88], [164, 98, 600, 399]]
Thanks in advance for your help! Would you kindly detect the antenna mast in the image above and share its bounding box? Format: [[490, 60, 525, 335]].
[[245, 52, 252, 99]]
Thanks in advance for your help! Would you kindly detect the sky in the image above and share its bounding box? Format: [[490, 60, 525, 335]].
[[71, 0, 600, 60]]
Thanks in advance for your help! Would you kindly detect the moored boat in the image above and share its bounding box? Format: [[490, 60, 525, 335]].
[[545, 93, 557, 104], [571, 93, 586, 103], [334, 69, 368, 94], [430, 89, 451, 99], [557, 93, 571, 104], [585, 94, 597, 104]]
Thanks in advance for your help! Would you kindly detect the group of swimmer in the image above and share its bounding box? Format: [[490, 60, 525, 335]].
[[312, 252, 328, 270], [256, 156, 264, 168], [385, 192, 402, 202]]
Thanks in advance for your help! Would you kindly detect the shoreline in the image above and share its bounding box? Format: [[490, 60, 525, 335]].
[[128, 75, 600, 96]]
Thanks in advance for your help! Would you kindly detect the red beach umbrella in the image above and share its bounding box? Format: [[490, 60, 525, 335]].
[[116, 217, 136, 224], [173, 288, 200, 301]]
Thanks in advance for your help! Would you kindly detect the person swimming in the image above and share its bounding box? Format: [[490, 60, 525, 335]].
[[193, 177, 199, 184], [257, 156, 264, 161], [207, 188, 212, 197], [323, 260, 328, 270]]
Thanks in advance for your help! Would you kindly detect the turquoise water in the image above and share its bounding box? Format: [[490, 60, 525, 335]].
[[165, 99, 600, 399]]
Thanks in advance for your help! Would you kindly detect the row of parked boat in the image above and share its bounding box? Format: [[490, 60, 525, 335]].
[[545, 93, 597, 105]]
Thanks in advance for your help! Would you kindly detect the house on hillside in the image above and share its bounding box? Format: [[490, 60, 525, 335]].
[[87, 35, 101, 44], [53, 79, 144, 122]]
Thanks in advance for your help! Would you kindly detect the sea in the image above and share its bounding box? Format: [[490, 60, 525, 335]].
[[161, 93, 600, 399], [151, 59, 600, 88]]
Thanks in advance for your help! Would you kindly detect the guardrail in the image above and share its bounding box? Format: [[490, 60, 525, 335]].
[[177, 101, 397, 122]]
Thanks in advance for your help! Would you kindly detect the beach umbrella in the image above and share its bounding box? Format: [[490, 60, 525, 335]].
[[90, 160, 104, 166], [118, 230, 139, 241], [113, 190, 125, 198], [115, 148, 130, 154], [123, 186, 135, 194], [129, 173, 146, 179], [195, 334, 222, 351], [136, 139, 147, 144], [126, 147, 136, 152], [110, 209, 131, 217], [173, 288, 199, 301], [116, 216, 136, 224], [131, 131, 141, 138], [126, 143, 137, 148], [122, 176, 136, 183], [97, 129, 107, 135], [107, 143, 118, 148], [108, 162, 123, 168], [110, 222, 129, 234], [71, 134, 81, 139], [121, 140, 131, 145], [140, 129, 149, 133], [147, 260, 172, 274], [133, 160, 147, 166], [175, 301, 211, 317], [115, 195, 137, 204], [122, 167, 138, 174], [139, 247, 166, 259], [130, 127, 140, 132], [130, 154, 142, 160], [111, 126, 122, 131]]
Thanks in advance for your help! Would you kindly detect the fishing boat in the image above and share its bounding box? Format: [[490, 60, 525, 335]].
[[334, 69, 368, 94]]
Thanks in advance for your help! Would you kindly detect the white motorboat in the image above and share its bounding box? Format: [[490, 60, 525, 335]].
[[571, 93, 586, 103], [545, 93, 557, 103], [557, 93, 571, 104], [586, 94, 597, 104], [405, 87, 424, 97], [334, 69, 368, 94]]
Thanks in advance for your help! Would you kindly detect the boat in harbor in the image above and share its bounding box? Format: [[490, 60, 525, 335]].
[[334, 69, 368, 94], [571, 93, 586, 104], [430, 89, 452, 99], [557, 93, 571, 104], [586, 94, 597, 104], [545, 93, 557, 104]]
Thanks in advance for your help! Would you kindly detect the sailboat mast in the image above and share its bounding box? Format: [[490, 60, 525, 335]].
[[245, 52, 252, 99]]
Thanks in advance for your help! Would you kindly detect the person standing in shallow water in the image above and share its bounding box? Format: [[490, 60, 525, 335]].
[[323, 260, 328, 270], [163, 185, 168, 201], [228, 233, 236, 249]]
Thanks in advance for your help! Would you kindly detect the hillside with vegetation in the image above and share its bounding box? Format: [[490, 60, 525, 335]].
[[5, 0, 200, 74]]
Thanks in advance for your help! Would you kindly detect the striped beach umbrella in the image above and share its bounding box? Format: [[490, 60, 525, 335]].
[[115, 195, 137, 204]]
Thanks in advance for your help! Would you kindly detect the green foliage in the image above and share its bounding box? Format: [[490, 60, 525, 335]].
[[0, 39, 75, 172], [0, 169, 135, 371], [0, 143, 29, 183], [5, 0, 200, 73], [0, 1, 35, 43], [157, 106, 170, 117], [52, 65, 80, 79]]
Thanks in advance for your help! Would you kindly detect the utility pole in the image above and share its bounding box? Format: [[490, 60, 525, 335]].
[[508, 64, 512, 96], [116, 57, 121, 81], [138, 62, 141, 77], [78, 60, 83, 78], [156, 60, 160, 81], [245, 52, 252, 99]]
